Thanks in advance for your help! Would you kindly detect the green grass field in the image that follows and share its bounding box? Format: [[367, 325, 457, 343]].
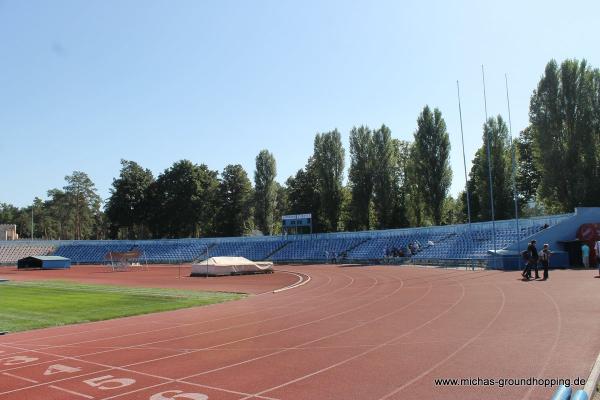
[[0, 280, 244, 333]]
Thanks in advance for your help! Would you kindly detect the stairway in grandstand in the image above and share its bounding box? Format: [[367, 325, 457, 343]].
[[270, 236, 366, 262], [265, 241, 290, 260]]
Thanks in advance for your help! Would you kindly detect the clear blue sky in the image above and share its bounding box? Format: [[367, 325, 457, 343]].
[[1, 0, 598, 208]]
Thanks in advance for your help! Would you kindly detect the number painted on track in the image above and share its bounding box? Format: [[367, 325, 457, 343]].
[[83, 375, 136, 390], [1, 355, 39, 366], [150, 391, 208, 400], [44, 364, 82, 376]]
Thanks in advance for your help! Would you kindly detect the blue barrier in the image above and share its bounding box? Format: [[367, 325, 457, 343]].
[[571, 390, 588, 400], [550, 385, 572, 400]]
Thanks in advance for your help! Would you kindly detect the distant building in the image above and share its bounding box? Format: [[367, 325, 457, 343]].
[[0, 224, 18, 240]]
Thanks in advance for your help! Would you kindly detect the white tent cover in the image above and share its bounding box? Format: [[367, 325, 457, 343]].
[[191, 256, 273, 276]]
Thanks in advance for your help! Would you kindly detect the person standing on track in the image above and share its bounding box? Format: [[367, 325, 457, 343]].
[[581, 242, 590, 268], [540, 243, 551, 280], [523, 240, 539, 280], [521, 245, 531, 279]]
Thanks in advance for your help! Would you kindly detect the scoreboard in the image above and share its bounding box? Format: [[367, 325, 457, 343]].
[[282, 213, 312, 234]]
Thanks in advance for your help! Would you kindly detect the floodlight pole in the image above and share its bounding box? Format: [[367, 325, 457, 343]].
[[456, 80, 472, 230], [31, 203, 34, 241], [505, 74, 521, 264], [482, 65, 498, 262]]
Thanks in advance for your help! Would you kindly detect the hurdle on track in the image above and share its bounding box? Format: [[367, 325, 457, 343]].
[[105, 248, 149, 272]]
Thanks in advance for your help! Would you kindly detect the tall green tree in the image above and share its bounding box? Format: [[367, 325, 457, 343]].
[[146, 160, 219, 238], [348, 126, 374, 230], [254, 150, 277, 235], [529, 58, 600, 212], [32, 197, 52, 239], [515, 126, 541, 208], [63, 171, 102, 240], [467, 116, 514, 221], [441, 196, 462, 225], [372, 125, 397, 229], [391, 138, 410, 227], [216, 164, 254, 237], [284, 157, 323, 232], [46, 189, 73, 239], [405, 143, 426, 227], [313, 130, 345, 232], [105, 160, 154, 239], [0, 203, 19, 224], [413, 106, 452, 225]]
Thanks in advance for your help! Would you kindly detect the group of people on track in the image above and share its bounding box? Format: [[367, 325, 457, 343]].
[[522, 239, 600, 280], [521, 240, 551, 280]]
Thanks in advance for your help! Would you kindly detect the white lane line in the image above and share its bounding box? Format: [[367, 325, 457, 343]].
[[2, 371, 38, 383], [240, 277, 467, 400], [0, 271, 362, 396], [100, 380, 281, 400], [3, 268, 425, 400], [49, 385, 94, 399], [521, 283, 563, 400], [0, 287, 350, 377], [377, 284, 507, 399], [1, 343, 279, 400], [3, 269, 329, 347], [3, 269, 331, 351], [177, 271, 416, 380], [0, 271, 344, 374], [271, 271, 311, 293]]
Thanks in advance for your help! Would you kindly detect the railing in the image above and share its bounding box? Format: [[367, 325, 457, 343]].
[[408, 258, 487, 270]]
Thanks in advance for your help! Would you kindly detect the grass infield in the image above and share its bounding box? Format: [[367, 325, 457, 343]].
[[0, 280, 245, 333]]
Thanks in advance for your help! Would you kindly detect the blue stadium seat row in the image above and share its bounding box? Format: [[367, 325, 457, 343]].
[[0, 214, 570, 264]]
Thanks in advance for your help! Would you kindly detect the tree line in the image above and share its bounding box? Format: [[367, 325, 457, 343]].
[[2, 58, 599, 240]]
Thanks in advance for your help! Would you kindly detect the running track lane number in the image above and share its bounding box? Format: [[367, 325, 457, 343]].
[[150, 391, 208, 400], [44, 364, 82, 375], [84, 375, 136, 390]]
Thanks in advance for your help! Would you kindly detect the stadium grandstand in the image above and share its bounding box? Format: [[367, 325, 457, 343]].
[[0, 241, 55, 265], [1, 208, 598, 269]]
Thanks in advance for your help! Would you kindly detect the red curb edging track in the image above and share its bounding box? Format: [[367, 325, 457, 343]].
[[1, 266, 599, 400]]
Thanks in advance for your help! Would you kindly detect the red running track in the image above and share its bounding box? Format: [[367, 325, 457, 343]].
[[0, 265, 300, 295], [0, 265, 599, 400]]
